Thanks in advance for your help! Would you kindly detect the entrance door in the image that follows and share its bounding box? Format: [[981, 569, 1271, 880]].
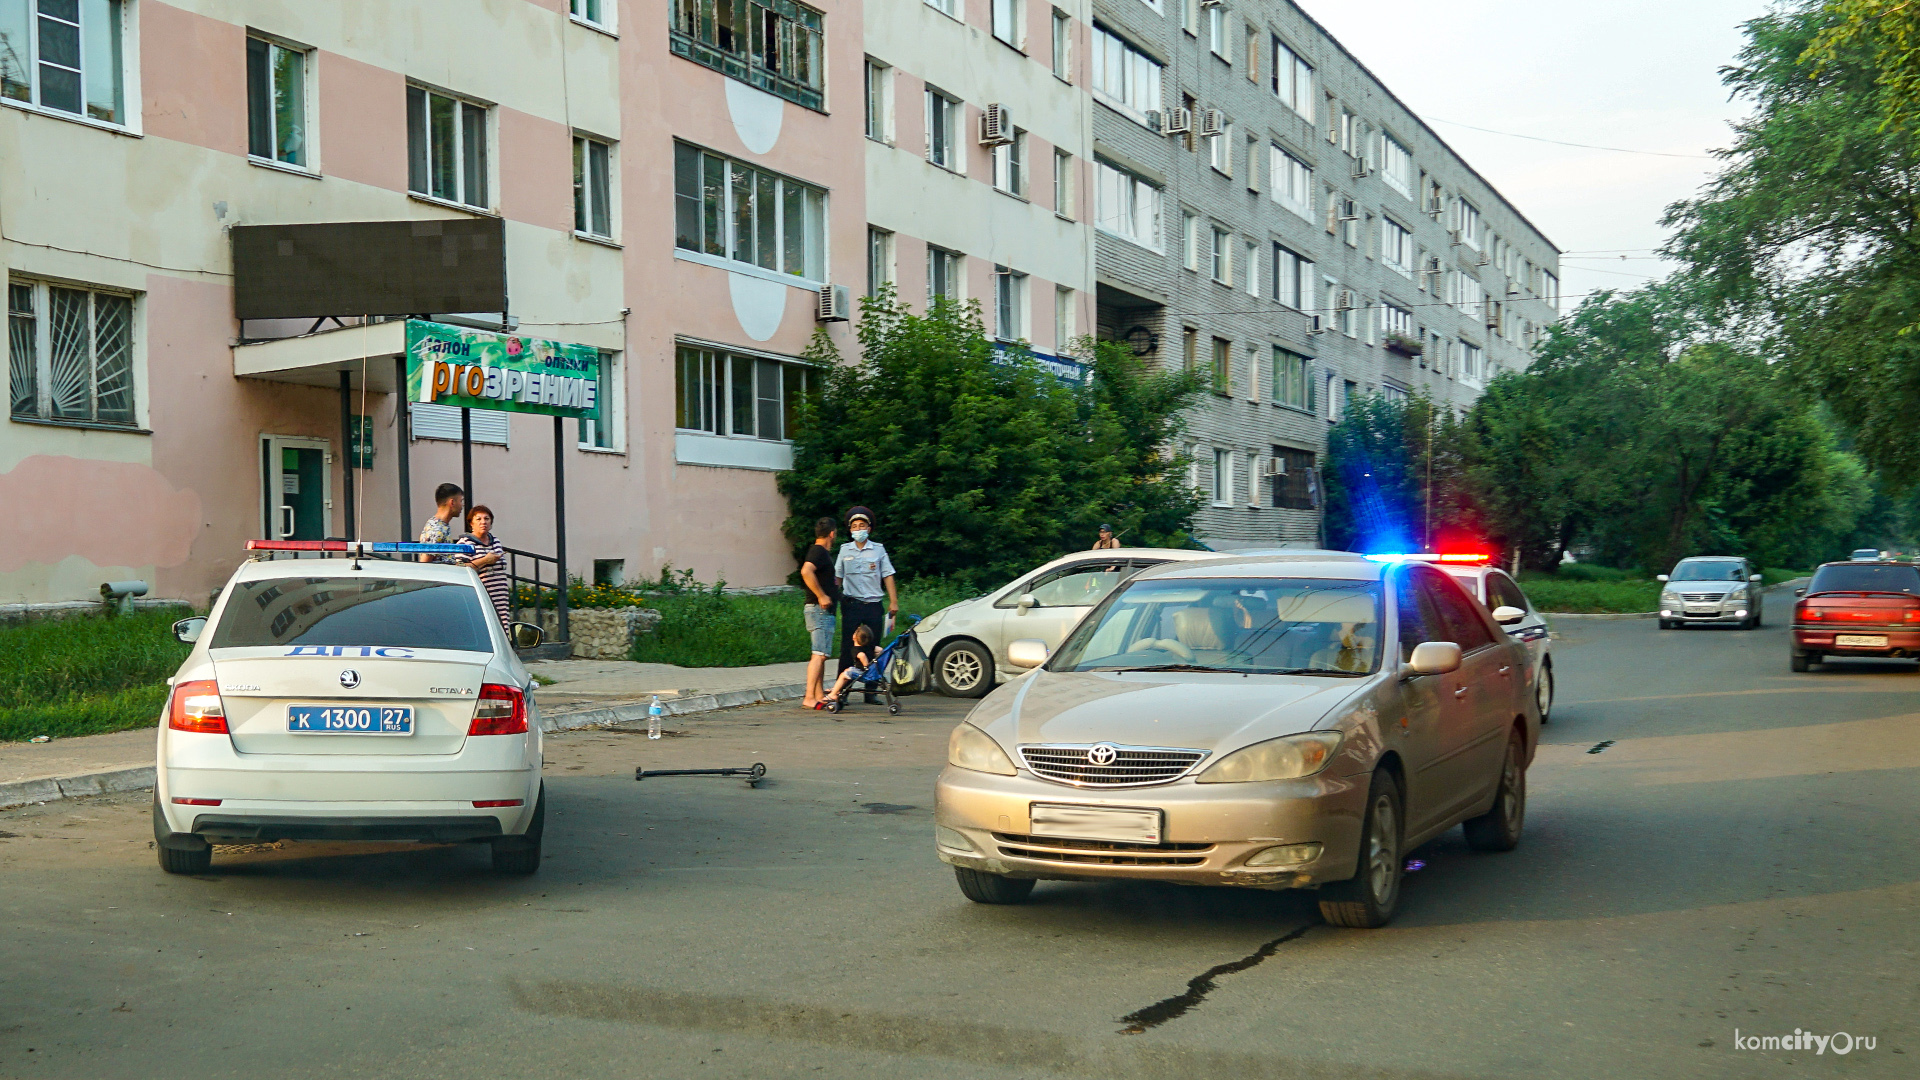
[[261, 436, 333, 541]]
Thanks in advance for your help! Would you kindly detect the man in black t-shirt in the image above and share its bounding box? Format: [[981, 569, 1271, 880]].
[[800, 517, 840, 709]]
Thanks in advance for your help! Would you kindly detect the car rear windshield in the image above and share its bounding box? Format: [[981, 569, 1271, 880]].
[[1049, 577, 1382, 676], [209, 577, 495, 652], [1809, 564, 1920, 595], [1670, 560, 1746, 582]]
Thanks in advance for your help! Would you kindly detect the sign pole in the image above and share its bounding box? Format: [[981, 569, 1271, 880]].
[[338, 371, 356, 541], [395, 355, 412, 541], [460, 408, 474, 514], [553, 415, 569, 644]]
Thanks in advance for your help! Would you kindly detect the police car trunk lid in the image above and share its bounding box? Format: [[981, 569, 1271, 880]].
[[211, 648, 487, 756]]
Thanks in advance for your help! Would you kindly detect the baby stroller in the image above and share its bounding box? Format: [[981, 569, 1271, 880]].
[[826, 615, 922, 715]]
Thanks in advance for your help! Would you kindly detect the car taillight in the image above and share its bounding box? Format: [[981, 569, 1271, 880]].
[[167, 680, 227, 734], [1798, 604, 1820, 621], [469, 684, 527, 735]]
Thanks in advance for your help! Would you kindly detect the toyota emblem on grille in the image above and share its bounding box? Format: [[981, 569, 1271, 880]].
[[339, 669, 361, 689], [1086, 743, 1119, 766]]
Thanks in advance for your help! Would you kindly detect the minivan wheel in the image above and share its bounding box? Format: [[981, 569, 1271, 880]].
[[933, 640, 995, 698], [490, 783, 545, 875], [1463, 729, 1527, 852], [953, 866, 1035, 904], [1318, 771, 1403, 929]]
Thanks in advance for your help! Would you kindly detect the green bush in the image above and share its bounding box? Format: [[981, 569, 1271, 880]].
[[0, 610, 190, 741], [1552, 563, 1642, 583], [1516, 573, 1661, 614], [627, 577, 987, 668]]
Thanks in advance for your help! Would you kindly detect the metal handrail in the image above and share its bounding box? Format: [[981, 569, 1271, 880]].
[[504, 545, 569, 642]]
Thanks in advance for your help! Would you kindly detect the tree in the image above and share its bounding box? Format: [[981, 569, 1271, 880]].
[[1808, 0, 1920, 133], [777, 289, 1206, 587]]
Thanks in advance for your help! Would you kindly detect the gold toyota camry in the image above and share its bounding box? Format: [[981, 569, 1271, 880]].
[[934, 553, 1540, 927]]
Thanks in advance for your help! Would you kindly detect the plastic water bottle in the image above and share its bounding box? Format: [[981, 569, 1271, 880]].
[[647, 696, 663, 740]]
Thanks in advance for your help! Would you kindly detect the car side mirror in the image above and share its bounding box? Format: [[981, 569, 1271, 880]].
[[1656, 574, 1670, 583], [510, 621, 544, 650], [1006, 639, 1049, 669], [1404, 641, 1462, 677], [1015, 593, 1037, 613], [1794, 588, 1806, 597], [1490, 605, 1527, 626], [1750, 574, 1763, 583], [171, 616, 206, 644]]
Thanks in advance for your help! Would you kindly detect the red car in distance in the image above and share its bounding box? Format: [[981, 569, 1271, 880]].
[[1791, 560, 1920, 672]]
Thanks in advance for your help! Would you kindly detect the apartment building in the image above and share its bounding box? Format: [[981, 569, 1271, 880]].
[[864, 0, 1095, 364], [1089, 0, 1560, 548], [0, 0, 868, 606]]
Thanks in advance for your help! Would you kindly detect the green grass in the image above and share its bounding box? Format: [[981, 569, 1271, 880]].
[[628, 580, 984, 668], [0, 610, 190, 741], [1516, 572, 1661, 614]]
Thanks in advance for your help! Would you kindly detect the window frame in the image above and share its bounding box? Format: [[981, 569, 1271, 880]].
[[1380, 216, 1413, 276], [1270, 348, 1311, 413], [1270, 35, 1312, 121], [925, 86, 963, 171], [673, 343, 815, 444], [8, 276, 140, 430], [864, 57, 891, 143], [1271, 244, 1313, 311], [1269, 144, 1312, 220], [1094, 158, 1163, 252], [927, 244, 962, 307], [1054, 285, 1075, 356], [1211, 447, 1233, 506], [1051, 7, 1071, 79], [576, 349, 622, 451], [407, 82, 492, 211], [992, 128, 1028, 198], [1053, 148, 1074, 218], [673, 141, 829, 285], [1209, 225, 1231, 285], [1205, 4, 1227, 58], [569, 0, 612, 30], [572, 133, 616, 240], [1380, 131, 1413, 197], [1, 0, 128, 128], [1090, 23, 1163, 125], [1270, 446, 1316, 509], [246, 33, 312, 170], [669, 0, 825, 112], [994, 266, 1028, 342], [992, 0, 1021, 48], [1210, 335, 1231, 396], [866, 226, 894, 298]]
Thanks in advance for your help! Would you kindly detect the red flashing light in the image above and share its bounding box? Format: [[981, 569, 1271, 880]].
[[1435, 553, 1491, 564], [469, 684, 528, 736], [248, 540, 347, 551], [171, 797, 223, 806], [473, 799, 525, 808], [167, 680, 228, 734]]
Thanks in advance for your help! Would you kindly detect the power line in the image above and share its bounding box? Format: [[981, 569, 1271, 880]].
[[1419, 116, 1718, 160]]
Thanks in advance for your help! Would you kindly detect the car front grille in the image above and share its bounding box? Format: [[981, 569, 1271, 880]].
[[993, 832, 1213, 866], [1680, 592, 1724, 603], [1017, 744, 1208, 787]]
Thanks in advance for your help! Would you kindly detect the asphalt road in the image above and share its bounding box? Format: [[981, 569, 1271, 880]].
[[2, 590, 1915, 1079]]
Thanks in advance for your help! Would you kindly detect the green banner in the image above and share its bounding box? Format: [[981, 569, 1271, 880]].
[[404, 320, 601, 420]]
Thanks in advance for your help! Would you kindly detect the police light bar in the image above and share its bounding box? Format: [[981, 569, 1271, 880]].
[[1363, 552, 1491, 565], [247, 540, 469, 555]]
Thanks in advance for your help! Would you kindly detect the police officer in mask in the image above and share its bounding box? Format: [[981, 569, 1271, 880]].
[[833, 506, 897, 701]]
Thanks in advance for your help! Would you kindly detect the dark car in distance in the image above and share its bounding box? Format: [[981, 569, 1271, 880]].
[[1791, 561, 1920, 672]]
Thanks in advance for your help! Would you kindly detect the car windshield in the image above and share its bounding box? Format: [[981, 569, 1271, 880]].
[[1670, 561, 1746, 582], [209, 577, 496, 652], [1810, 564, 1920, 595], [1048, 577, 1382, 676]]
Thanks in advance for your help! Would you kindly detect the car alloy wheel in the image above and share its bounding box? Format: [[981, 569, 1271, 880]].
[[1465, 730, 1527, 852], [933, 641, 995, 698], [1319, 771, 1403, 928]]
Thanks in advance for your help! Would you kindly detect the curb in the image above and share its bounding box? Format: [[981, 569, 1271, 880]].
[[1545, 611, 1658, 621], [0, 765, 155, 812]]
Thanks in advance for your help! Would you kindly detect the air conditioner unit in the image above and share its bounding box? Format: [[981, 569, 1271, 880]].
[[1507, 280, 1523, 297], [1485, 310, 1502, 330], [1200, 109, 1226, 138], [1425, 196, 1445, 218], [1423, 257, 1444, 276], [1336, 290, 1356, 310], [1200, 0, 1225, 7], [981, 103, 1014, 146], [1448, 229, 1464, 247], [1260, 457, 1284, 477], [1476, 249, 1492, 267], [1349, 155, 1372, 180], [816, 284, 851, 322], [1161, 106, 1192, 135], [1306, 314, 1326, 335]]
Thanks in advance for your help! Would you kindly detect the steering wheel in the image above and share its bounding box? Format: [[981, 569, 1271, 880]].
[[1126, 637, 1195, 662]]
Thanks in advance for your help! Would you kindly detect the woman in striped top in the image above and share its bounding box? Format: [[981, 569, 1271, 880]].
[[459, 505, 512, 630]]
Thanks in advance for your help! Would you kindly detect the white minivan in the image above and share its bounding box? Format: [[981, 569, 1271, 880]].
[[153, 544, 546, 875]]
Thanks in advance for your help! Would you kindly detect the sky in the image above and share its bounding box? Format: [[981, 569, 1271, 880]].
[[1298, 0, 1774, 310]]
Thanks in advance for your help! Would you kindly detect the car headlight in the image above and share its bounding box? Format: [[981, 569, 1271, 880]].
[[1659, 590, 1679, 602], [947, 723, 1016, 776], [1195, 731, 1344, 784], [916, 607, 948, 634], [1726, 588, 1748, 603]]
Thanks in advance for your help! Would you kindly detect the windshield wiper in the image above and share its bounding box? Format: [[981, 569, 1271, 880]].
[[1097, 663, 1250, 674], [1270, 667, 1369, 678]]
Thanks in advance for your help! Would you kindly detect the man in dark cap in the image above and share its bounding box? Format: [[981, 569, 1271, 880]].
[[833, 506, 897, 700]]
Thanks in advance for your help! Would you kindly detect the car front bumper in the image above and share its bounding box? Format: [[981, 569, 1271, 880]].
[[933, 765, 1368, 889], [1661, 603, 1752, 623]]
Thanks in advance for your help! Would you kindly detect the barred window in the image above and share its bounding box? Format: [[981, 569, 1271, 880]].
[[670, 0, 824, 111], [9, 279, 135, 427]]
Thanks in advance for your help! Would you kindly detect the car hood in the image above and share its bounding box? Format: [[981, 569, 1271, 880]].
[[966, 668, 1368, 754]]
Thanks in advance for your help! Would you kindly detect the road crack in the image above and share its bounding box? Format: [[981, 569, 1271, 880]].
[[1117, 924, 1314, 1034]]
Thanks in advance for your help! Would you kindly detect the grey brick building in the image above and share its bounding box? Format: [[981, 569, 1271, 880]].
[[1090, 0, 1560, 549]]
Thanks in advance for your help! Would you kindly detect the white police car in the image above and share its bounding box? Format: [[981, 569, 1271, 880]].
[[1368, 553, 1555, 723], [153, 541, 546, 875]]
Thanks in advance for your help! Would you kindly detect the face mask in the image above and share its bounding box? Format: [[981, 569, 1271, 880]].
[[851, 529, 870, 543]]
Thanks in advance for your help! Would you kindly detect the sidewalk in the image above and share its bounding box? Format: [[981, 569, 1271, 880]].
[[0, 659, 816, 810]]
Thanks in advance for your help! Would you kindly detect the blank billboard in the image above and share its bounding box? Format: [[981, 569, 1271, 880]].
[[231, 218, 507, 320]]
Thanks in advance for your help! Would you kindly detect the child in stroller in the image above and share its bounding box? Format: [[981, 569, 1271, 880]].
[[825, 617, 918, 715]]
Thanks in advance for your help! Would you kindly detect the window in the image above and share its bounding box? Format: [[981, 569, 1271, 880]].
[[1544, 271, 1560, 310], [1051, 8, 1070, 78], [669, 0, 824, 111], [1054, 286, 1075, 354], [1381, 217, 1412, 275], [1094, 159, 1162, 250], [1091, 24, 1162, 120], [925, 0, 957, 17], [866, 227, 893, 298], [570, 0, 608, 26], [1271, 245, 1313, 310], [1179, 0, 1198, 36], [994, 267, 1027, 341], [1211, 447, 1233, 505], [1208, 120, 1233, 174], [577, 350, 619, 450], [1182, 327, 1197, 372], [1270, 446, 1315, 509], [1380, 132, 1412, 196], [407, 84, 489, 210], [1449, 271, 1486, 317], [1209, 226, 1230, 284], [1181, 210, 1199, 270], [1461, 341, 1485, 384], [1243, 241, 1259, 296], [992, 129, 1027, 197], [1271, 37, 1312, 121], [864, 58, 890, 141], [1053, 149, 1073, 216], [1381, 303, 1413, 342], [1338, 195, 1359, 247], [1455, 198, 1482, 249], [928, 245, 961, 306], [1244, 23, 1259, 80], [675, 345, 813, 442], [926, 87, 962, 170], [1245, 133, 1260, 191], [1271, 348, 1311, 412], [992, 0, 1020, 47], [1269, 145, 1312, 220], [1210, 336, 1230, 395], [1206, 4, 1226, 57], [8, 278, 134, 426], [573, 135, 614, 238], [0, 0, 123, 124], [246, 36, 308, 167], [674, 143, 828, 281]]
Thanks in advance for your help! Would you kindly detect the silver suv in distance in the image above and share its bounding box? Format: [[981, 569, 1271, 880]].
[[1658, 557, 1765, 630]]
